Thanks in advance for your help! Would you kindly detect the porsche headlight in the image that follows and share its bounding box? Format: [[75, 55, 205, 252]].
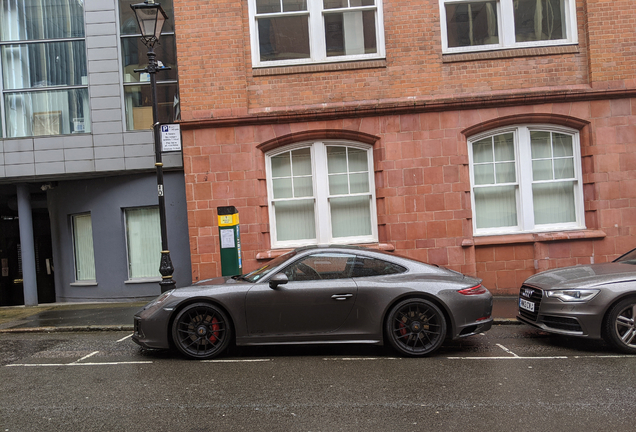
[[546, 289, 600, 302], [148, 289, 174, 307]]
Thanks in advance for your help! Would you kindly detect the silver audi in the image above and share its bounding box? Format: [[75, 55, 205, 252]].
[[518, 247, 636, 353], [133, 245, 493, 359]]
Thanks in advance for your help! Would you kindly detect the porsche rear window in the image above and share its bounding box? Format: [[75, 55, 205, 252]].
[[351, 256, 406, 277]]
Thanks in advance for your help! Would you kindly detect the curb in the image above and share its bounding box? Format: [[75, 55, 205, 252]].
[[0, 325, 134, 334], [493, 318, 521, 325]]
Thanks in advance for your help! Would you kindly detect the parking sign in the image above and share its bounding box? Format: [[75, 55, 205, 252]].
[[160, 124, 181, 152]]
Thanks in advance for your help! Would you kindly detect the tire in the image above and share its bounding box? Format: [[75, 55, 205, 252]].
[[172, 302, 232, 359], [603, 297, 636, 354], [385, 298, 447, 357]]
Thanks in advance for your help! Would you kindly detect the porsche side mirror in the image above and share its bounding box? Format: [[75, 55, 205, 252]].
[[269, 273, 288, 289]]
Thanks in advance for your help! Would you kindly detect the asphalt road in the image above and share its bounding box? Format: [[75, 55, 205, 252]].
[[1, 325, 634, 432]]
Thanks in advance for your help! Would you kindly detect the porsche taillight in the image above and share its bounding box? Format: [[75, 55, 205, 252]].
[[458, 284, 487, 295]]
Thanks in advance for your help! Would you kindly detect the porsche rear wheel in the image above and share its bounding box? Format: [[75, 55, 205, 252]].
[[386, 298, 447, 357], [172, 302, 232, 359], [604, 297, 636, 354]]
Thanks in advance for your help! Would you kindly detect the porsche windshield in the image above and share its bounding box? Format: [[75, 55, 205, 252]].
[[615, 248, 636, 265], [242, 250, 297, 282]]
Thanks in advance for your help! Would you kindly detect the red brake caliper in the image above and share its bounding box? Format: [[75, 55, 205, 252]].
[[398, 317, 407, 336], [209, 317, 220, 343]]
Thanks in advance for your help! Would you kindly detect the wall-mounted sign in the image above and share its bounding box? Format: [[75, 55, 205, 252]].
[[160, 124, 182, 152]]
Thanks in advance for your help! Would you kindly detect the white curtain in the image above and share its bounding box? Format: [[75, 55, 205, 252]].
[[126, 207, 161, 278], [73, 214, 96, 281]]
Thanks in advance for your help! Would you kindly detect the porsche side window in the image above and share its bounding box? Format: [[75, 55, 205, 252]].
[[284, 253, 356, 281], [351, 256, 406, 278]]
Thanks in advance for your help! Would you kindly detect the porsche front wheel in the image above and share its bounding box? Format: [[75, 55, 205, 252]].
[[172, 302, 232, 359]]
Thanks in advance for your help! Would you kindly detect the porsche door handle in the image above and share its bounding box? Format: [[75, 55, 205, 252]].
[[331, 294, 353, 301]]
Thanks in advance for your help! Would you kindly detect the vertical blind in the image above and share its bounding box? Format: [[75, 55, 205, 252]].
[[472, 133, 518, 229], [271, 147, 317, 242], [72, 213, 96, 281], [125, 207, 161, 278]]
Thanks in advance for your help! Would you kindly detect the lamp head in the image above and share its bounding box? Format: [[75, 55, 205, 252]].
[[130, 0, 168, 48]]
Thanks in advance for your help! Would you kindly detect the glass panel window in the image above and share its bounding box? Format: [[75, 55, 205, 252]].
[[2, 41, 87, 89], [514, 0, 566, 43], [445, 1, 499, 48], [0, 0, 88, 138], [124, 83, 179, 130], [267, 141, 377, 248], [250, 0, 385, 67], [4, 88, 90, 137], [469, 126, 583, 235], [440, 0, 577, 53], [121, 35, 178, 83], [119, 0, 180, 131], [72, 214, 96, 281], [125, 207, 161, 279], [0, 0, 85, 41]]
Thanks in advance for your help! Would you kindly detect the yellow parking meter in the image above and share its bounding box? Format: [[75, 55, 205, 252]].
[[217, 206, 242, 276]]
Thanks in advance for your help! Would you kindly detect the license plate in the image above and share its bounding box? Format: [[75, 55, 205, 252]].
[[519, 298, 535, 312]]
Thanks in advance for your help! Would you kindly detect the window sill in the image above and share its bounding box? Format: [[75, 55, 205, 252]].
[[70, 281, 98, 287], [442, 44, 579, 63], [256, 243, 395, 260], [252, 59, 387, 77], [461, 229, 606, 247], [125, 277, 161, 284]]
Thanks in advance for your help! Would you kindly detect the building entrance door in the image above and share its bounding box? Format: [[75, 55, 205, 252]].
[[0, 192, 56, 306]]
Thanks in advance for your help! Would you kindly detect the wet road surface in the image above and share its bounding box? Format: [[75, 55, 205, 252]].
[[1, 325, 634, 431]]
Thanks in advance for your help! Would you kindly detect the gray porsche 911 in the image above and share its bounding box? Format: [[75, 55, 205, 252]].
[[133, 246, 493, 359], [518, 247, 636, 353]]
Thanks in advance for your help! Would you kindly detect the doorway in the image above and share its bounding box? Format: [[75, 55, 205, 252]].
[[0, 186, 56, 306]]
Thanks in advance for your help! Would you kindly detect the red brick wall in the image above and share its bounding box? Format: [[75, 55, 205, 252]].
[[175, 0, 636, 293], [171, 1, 608, 120], [183, 98, 636, 294], [587, 0, 636, 85]]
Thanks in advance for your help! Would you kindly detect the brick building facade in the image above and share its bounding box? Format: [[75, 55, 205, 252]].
[[173, 0, 636, 295]]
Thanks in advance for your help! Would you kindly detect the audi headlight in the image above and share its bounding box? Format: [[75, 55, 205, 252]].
[[546, 289, 600, 302]]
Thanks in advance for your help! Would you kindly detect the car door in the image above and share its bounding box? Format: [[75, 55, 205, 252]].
[[245, 252, 358, 336]]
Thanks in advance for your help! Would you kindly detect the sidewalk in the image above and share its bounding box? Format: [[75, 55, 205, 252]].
[[0, 296, 520, 333]]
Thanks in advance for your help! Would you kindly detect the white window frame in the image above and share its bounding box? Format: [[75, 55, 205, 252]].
[[248, 0, 386, 68], [266, 140, 378, 249], [467, 125, 585, 236], [71, 213, 96, 282], [439, 0, 578, 54], [123, 206, 162, 281]]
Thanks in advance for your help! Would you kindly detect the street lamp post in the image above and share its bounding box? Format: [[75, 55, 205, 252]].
[[131, 0, 176, 293]]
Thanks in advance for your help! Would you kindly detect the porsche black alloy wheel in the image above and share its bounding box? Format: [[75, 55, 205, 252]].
[[386, 298, 447, 356], [172, 302, 232, 359], [604, 297, 636, 354]]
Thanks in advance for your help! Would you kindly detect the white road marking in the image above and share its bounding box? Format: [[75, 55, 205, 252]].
[[201, 359, 272, 363], [117, 334, 133, 343], [75, 351, 99, 363], [448, 356, 569, 360], [6, 361, 153, 367], [496, 343, 519, 357], [323, 357, 400, 361]]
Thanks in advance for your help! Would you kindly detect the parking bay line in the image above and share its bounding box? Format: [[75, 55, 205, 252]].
[[6, 361, 153, 367]]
